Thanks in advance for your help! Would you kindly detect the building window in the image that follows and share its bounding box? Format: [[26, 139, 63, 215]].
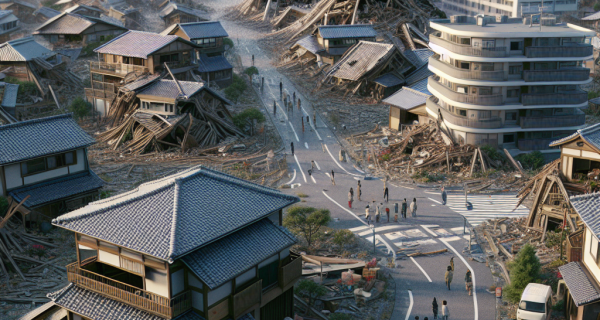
[[508, 65, 522, 75], [458, 109, 467, 116], [460, 38, 471, 45], [194, 38, 216, 47], [482, 40, 495, 48], [20, 151, 77, 176], [507, 89, 520, 98], [503, 134, 515, 143], [22, 158, 46, 175], [258, 259, 279, 290], [510, 42, 520, 50], [505, 112, 517, 121]]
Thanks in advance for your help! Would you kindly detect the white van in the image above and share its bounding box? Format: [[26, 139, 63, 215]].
[[517, 283, 553, 320]]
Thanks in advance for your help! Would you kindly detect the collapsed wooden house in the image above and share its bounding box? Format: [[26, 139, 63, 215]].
[[98, 74, 245, 154], [0, 10, 19, 43]]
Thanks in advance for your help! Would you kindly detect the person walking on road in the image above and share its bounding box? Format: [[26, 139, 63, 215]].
[[445, 266, 453, 290], [432, 298, 438, 319], [365, 203, 371, 225], [441, 186, 447, 205], [290, 142, 294, 156], [311, 160, 315, 170], [279, 81, 283, 100], [410, 198, 418, 217], [450, 257, 454, 271], [385, 207, 390, 222], [401, 198, 407, 219], [331, 170, 335, 185], [441, 300, 449, 320], [301, 116, 304, 133], [348, 188, 354, 208], [465, 270, 473, 296], [357, 181, 362, 201], [375, 203, 381, 223], [383, 186, 389, 202], [273, 100, 276, 116]]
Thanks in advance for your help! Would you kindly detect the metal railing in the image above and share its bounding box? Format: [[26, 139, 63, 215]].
[[279, 257, 302, 289], [525, 44, 593, 58], [521, 91, 588, 106], [523, 68, 590, 82], [66, 262, 191, 319], [520, 110, 585, 129], [90, 61, 148, 76], [429, 35, 508, 57], [428, 57, 506, 81], [233, 279, 262, 319], [517, 138, 555, 151], [428, 97, 503, 129], [428, 77, 504, 106]]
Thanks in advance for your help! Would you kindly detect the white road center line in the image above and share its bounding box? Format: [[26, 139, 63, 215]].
[[405, 290, 413, 320], [284, 169, 296, 185], [410, 257, 432, 282], [294, 154, 307, 183], [324, 144, 362, 177], [304, 142, 309, 149], [314, 161, 321, 170], [289, 122, 299, 142], [428, 197, 442, 204], [310, 175, 316, 184], [322, 191, 367, 226]]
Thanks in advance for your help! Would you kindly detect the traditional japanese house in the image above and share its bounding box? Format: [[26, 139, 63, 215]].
[[159, 3, 208, 26], [64, 4, 104, 18], [0, 37, 56, 82], [33, 12, 127, 49], [162, 21, 233, 87], [23, 166, 301, 320], [385, 77, 431, 131], [87, 30, 199, 116], [0, 0, 36, 23], [549, 124, 600, 182], [107, 6, 141, 29], [0, 114, 104, 225], [33, 7, 61, 23], [0, 10, 19, 43]]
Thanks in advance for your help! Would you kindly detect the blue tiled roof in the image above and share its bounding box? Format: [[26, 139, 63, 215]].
[[550, 123, 600, 150], [197, 54, 232, 73], [318, 24, 377, 39], [1, 82, 18, 107], [373, 73, 404, 88], [413, 48, 434, 65], [179, 21, 228, 39], [34, 7, 61, 19], [183, 218, 296, 289], [9, 171, 104, 208], [571, 192, 600, 238], [407, 76, 431, 95], [405, 64, 433, 88], [0, 37, 55, 62], [0, 114, 96, 165], [49, 284, 206, 320], [293, 35, 324, 54], [559, 262, 600, 306], [53, 166, 300, 263]]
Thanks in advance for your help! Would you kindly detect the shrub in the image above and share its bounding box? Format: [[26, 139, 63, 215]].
[[481, 144, 505, 163], [545, 230, 563, 248], [244, 66, 259, 82], [232, 107, 265, 134], [223, 37, 234, 49], [516, 151, 545, 171], [295, 279, 327, 314], [5, 77, 39, 97], [224, 74, 247, 103], [0, 196, 7, 215], [504, 244, 541, 303], [333, 229, 355, 249], [329, 314, 353, 320], [283, 206, 331, 247], [68, 97, 92, 119], [595, 2, 600, 11]]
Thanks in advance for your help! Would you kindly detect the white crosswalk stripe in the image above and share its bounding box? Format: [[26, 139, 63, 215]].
[[443, 193, 529, 227]]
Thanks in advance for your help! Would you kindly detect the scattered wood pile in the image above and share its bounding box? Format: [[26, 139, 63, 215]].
[[28, 57, 83, 98]]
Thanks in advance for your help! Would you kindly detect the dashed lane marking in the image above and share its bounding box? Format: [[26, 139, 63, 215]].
[[289, 122, 299, 142], [428, 197, 442, 204], [304, 142, 309, 149], [294, 154, 307, 183], [323, 144, 362, 177]]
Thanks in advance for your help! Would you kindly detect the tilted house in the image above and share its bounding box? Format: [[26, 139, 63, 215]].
[[162, 21, 233, 87], [23, 166, 301, 320], [0, 10, 19, 43], [87, 30, 199, 116], [33, 12, 127, 49], [0, 37, 56, 83], [549, 124, 600, 182], [159, 3, 208, 26], [0, 0, 36, 23], [0, 114, 104, 225], [385, 77, 431, 131]]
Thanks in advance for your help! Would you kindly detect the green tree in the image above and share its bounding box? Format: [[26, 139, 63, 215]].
[[283, 206, 331, 247], [595, 2, 600, 11], [224, 74, 247, 103], [223, 37, 234, 50], [5, 77, 39, 98], [244, 66, 259, 83], [68, 97, 92, 119], [516, 151, 545, 171], [232, 107, 265, 134], [333, 229, 355, 249], [504, 243, 541, 303], [295, 279, 328, 314]]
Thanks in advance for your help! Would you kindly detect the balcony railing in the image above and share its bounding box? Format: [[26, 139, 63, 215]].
[[520, 111, 586, 129], [66, 262, 191, 319], [428, 77, 504, 106], [233, 279, 262, 319], [523, 68, 590, 82], [429, 35, 508, 57], [521, 91, 588, 106], [517, 138, 555, 151], [90, 61, 148, 76], [525, 44, 593, 58], [84, 88, 116, 100], [429, 57, 506, 81], [279, 257, 302, 289], [567, 229, 583, 263], [428, 97, 503, 129]]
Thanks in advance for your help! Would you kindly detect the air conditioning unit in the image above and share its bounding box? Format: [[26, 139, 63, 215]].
[[477, 16, 487, 26]]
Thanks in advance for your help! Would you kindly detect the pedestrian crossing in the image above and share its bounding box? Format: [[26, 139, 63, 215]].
[[347, 224, 461, 253], [436, 192, 529, 227]]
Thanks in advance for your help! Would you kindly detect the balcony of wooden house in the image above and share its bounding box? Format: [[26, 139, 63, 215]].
[[66, 257, 192, 319], [232, 279, 262, 319], [84, 81, 117, 101], [90, 61, 149, 78], [567, 229, 583, 263]]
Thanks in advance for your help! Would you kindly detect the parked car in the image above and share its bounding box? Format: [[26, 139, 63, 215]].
[[517, 283, 553, 320]]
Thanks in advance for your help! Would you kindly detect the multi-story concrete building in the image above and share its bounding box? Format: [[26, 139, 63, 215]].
[[426, 15, 594, 155], [440, 0, 579, 18]]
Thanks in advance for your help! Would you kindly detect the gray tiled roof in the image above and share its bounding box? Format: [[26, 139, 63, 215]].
[[559, 262, 600, 306], [0, 114, 96, 165], [197, 54, 232, 73], [583, 11, 600, 20], [571, 192, 600, 238], [412, 48, 434, 65], [138, 79, 204, 99], [405, 63, 434, 86], [34, 12, 125, 35], [383, 87, 429, 110], [318, 24, 377, 39], [183, 218, 296, 289], [123, 73, 162, 91], [159, 3, 207, 20], [550, 123, 600, 149], [0, 37, 53, 62], [1, 82, 18, 107], [9, 171, 104, 208], [18, 302, 57, 320], [55, 47, 82, 61], [53, 166, 300, 262], [407, 76, 431, 95], [373, 73, 404, 88], [34, 7, 61, 19], [179, 21, 228, 39], [95, 30, 186, 59], [48, 284, 206, 320], [64, 4, 104, 14], [0, 0, 36, 9], [293, 35, 324, 54], [328, 41, 396, 81]]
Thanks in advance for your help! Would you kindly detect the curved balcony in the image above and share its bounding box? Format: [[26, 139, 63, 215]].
[[429, 57, 506, 81], [523, 68, 590, 82], [429, 35, 508, 57], [519, 110, 586, 129], [428, 77, 504, 106], [427, 97, 503, 129], [525, 44, 593, 59], [521, 91, 588, 106]]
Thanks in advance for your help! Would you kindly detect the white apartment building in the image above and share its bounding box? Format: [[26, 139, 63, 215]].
[[427, 15, 594, 154], [439, 0, 578, 18]]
